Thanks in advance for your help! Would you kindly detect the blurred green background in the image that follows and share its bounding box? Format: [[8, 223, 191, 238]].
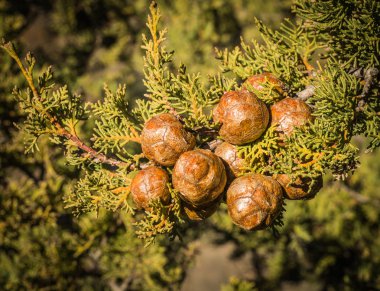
[[1, 0, 379, 290]]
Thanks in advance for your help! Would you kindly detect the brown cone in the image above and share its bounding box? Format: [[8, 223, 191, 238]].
[[270, 97, 313, 137], [213, 91, 269, 145], [141, 113, 196, 166], [182, 196, 222, 221], [131, 166, 170, 209], [173, 149, 227, 206], [275, 173, 323, 200], [227, 174, 283, 230], [214, 142, 246, 180], [242, 72, 285, 94]]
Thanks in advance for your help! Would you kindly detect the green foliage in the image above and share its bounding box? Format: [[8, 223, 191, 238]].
[[215, 19, 322, 92], [134, 183, 184, 246], [293, 0, 380, 151], [270, 65, 362, 179], [90, 84, 141, 154], [221, 277, 257, 291], [139, 4, 222, 130], [64, 168, 134, 214], [0, 55, 192, 291], [0, 174, 191, 290], [294, 0, 380, 69]]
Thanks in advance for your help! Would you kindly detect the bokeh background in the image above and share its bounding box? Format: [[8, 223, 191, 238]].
[[1, 0, 379, 290]]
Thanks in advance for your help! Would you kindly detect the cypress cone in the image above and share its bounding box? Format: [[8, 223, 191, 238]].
[[213, 90, 269, 145], [141, 113, 196, 166], [131, 166, 171, 209], [173, 149, 227, 206], [242, 72, 285, 94], [182, 196, 222, 221], [275, 173, 323, 200], [227, 174, 283, 230], [270, 97, 313, 137], [214, 142, 246, 180]]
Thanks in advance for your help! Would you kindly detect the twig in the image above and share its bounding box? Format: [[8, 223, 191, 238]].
[[2, 41, 131, 168], [302, 56, 315, 73], [190, 126, 219, 137], [355, 67, 379, 112], [361, 67, 379, 98], [296, 85, 316, 101], [203, 139, 223, 151]]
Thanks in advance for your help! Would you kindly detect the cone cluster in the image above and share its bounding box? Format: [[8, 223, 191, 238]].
[[130, 73, 323, 230]]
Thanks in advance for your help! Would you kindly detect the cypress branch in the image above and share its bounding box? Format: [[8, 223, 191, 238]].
[[2, 40, 133, 168], [2, 1, 379, 242]]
